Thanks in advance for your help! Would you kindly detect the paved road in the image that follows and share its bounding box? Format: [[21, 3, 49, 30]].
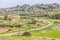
[[0, 21, 53, 36]]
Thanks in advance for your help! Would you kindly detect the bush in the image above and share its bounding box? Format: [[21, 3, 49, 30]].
[[47, 13, 60, 19], [9, 25, 13, 28], [51, 39, 56, 40], [22, 32, 32, 36], [8, 29, 12, 31], [14, 24, 21, 27], [4, 14, 8, 20], [54, 21, 60, 24]]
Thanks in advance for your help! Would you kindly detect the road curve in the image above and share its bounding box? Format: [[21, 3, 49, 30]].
[[0, 22, 53, 36]]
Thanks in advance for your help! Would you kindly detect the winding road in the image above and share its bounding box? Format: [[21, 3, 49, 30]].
[[0, 21, 53, 36]]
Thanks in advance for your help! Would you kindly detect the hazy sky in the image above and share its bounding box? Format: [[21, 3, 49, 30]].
[[0, 0, 60, 8]]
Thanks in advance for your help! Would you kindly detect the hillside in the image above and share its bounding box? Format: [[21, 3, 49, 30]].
[[0, 3, 60, 14]]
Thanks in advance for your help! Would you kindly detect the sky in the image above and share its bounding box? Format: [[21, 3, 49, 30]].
[[0, 0, 60, 8]]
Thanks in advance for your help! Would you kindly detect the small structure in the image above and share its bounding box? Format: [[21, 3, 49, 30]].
[[0, 28, 9, 33]]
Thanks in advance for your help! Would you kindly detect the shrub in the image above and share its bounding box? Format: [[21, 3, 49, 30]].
[[22, 32, 32, 36], [4, 14, 8, 20], [8, 29, 12, 31], [47, 13, 60, 19], [54, 21, 59, 24], [9, 25, 13, 28], [14, 24, 21, 27], [51, 38, 56, 40]]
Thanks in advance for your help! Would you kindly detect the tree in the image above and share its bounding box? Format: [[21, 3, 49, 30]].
[[4, 14, 8, 20], [31, 18, 37, 24], [8, 17, 12, 21], [49, 13, 60, 19], [4, 14, 12, 21]]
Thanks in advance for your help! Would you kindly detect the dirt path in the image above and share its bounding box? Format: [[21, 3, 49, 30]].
[[28, 22, 53, 32], [32, 36, 60, 40], [0, 21, 53, 36]]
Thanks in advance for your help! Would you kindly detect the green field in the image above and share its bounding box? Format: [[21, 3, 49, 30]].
[[0, 18, 60, 40], [31, 18, 60, 38], [0, 35, 59, 40]]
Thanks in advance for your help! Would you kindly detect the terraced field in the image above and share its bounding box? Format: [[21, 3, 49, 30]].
[[0, 18, 60, 40]]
